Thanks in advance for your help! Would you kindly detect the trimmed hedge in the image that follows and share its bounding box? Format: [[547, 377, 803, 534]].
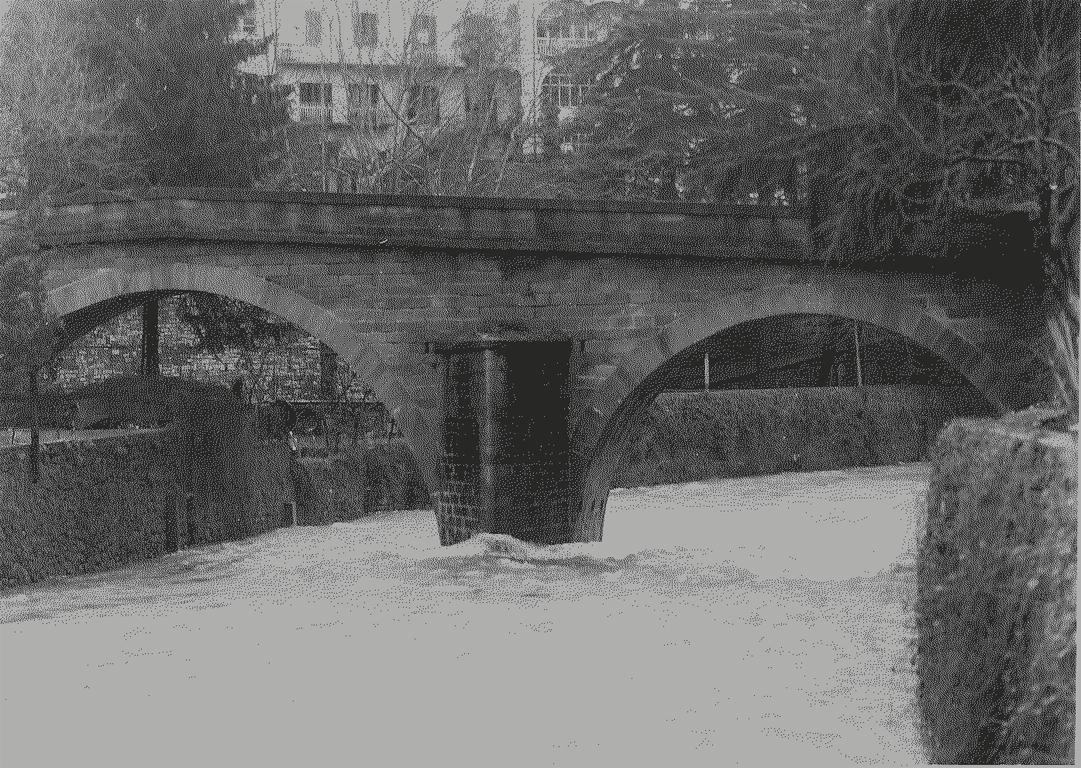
[[0, 431, 182, 590], [292, 452, 368, 526], [614, 385, 990, 488], [917, 414, 1076, 764], [363, 440, 429, 512], [0, 391, 300, 590]]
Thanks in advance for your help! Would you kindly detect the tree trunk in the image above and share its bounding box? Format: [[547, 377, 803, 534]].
[[27, 370, 40, 484], [140, 298, 160, 377], [319, 343, 338, 400], [1038, 184, 1079, 413]]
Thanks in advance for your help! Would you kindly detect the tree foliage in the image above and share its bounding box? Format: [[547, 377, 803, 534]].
[[799, 0, 1078, 259], [798, 0, 1078, 410], [0, 0, 140, 479], [0, 0, 141, 201], [176, 293, 301, 354], [75, 0, 291, 187], [66, 0, 296, 350], [552, 0, 823, 202]]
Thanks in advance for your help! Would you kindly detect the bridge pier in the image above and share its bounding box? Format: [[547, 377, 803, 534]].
[[436, 337, 571, 546]]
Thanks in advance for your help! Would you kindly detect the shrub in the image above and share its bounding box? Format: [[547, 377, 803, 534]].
[[613, 385, 990, 488], [916, 415, 1076, 764], [291, 441, 428, 525]]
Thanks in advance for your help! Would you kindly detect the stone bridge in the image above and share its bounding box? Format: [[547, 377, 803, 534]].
[[35, 188, 1048, 544]]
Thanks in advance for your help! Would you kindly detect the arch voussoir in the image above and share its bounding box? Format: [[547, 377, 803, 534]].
[[46, 263, 439, 504], [568, 279, 1025, 544]]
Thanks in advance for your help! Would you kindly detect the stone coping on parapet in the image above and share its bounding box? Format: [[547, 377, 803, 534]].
[[7, 187, 813, 262], [4, 186, 809, 217], [0, 427, 172, 453]]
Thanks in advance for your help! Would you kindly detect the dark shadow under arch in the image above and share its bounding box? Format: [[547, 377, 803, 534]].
[[570, 306, 1024, 543], [45, 264, 441, 497]]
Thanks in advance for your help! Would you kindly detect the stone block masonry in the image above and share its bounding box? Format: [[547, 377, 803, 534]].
[[50, 295, 356, 402], [36, 190, 1051, 545]]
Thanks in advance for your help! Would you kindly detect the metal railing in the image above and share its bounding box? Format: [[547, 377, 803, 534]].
[[347, 105, 392, 129], [277, 43, 334, 64], [536, 37, 595, 56], [297, 104, 333, 124]]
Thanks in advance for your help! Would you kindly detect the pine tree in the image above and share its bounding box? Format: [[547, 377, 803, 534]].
[[69, 0, 295, 357], [74, 0, 291, 187], [551, 0, 826, 202]]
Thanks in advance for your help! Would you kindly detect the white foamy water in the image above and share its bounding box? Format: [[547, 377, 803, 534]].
[[0, 464, 929, 767]]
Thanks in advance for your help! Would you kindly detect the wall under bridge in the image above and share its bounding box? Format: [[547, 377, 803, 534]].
[[0, 375, 434, 590], [0, 427, 296, 591]]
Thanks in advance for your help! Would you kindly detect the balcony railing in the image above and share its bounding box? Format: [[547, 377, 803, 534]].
[[277, 41, 453, 68], [347, 106, 393, 130], [536, 37, 595, 56], [277, 43, 333, 64], [297, 104, 333, 124]]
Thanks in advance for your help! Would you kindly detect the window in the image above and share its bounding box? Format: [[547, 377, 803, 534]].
[[542, 73, 587, 108], [352, 6, 378, 46], [349, 82, 380, 109], [298, 82, 332, 104], [408, 84, 440, 123], [411, 13, 436, 47], [297, 81, 332, 122], [561, 132, 591, 154], [305, 9, 323, 46], [349, 82, 384, 128]]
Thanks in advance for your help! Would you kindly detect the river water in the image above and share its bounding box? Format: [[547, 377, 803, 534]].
[[1, 464, 929, 767]]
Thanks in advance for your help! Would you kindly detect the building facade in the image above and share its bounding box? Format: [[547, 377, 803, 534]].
[[236, 0, 603, 189]]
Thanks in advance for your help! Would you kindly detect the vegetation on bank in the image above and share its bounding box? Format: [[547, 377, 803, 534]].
[[917, 414, 1076, 765], [613, 386, 991, 488], [291, 441, 428, 526]]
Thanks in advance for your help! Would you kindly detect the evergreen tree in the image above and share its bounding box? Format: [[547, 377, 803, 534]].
[[552, 0, 825, 202], [69, 0, 296, 357], [74, 0, 291, 187]]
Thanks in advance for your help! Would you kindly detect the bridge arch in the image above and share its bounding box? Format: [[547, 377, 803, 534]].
[[46, 264, 441, 497], [569, 279, 1031, 542]]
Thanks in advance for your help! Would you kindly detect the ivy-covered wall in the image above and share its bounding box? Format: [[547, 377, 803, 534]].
[[0, 431, 182, 590], [0, 389, 430, 591]]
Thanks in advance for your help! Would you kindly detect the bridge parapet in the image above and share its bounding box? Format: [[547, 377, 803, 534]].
[[27, 187, 811, 261]]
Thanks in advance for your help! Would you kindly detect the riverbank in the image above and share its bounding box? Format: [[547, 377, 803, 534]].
[[614, 385, 990, 488]]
